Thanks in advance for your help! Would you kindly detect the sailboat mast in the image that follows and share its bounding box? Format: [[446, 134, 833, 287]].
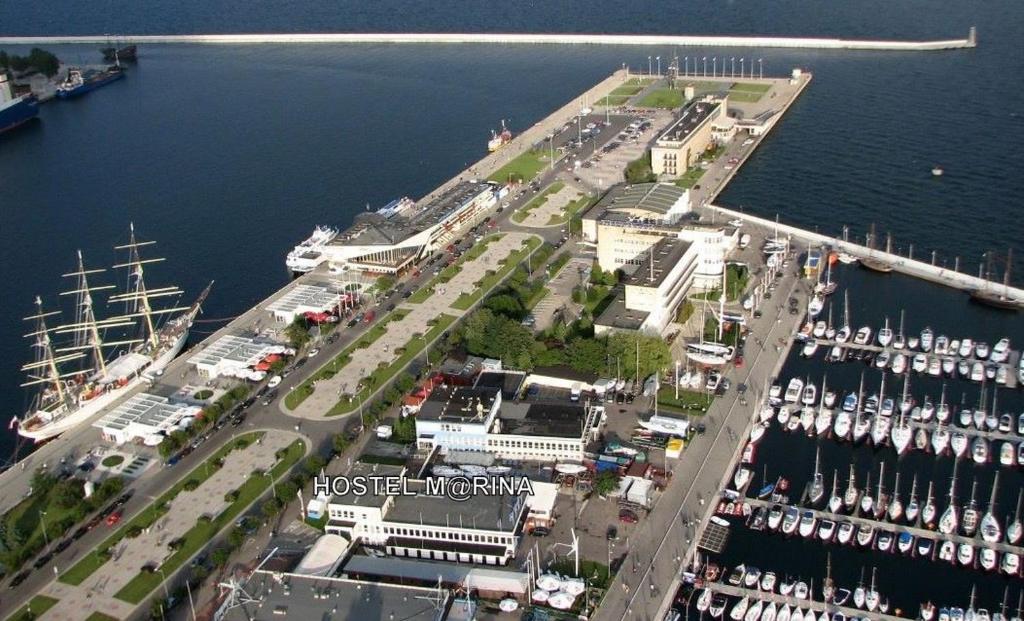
[[24, 297, 65, 403], [61, 250, 113, 376]]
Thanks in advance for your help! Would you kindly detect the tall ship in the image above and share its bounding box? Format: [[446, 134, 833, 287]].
[[56, 65, 125, 99], [0, 73, 39, 136], [487, 119, 513, 152], [17, 225, 210, 442]]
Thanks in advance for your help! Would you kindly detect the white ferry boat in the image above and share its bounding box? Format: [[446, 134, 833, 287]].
[[285, 225, 339, 274]]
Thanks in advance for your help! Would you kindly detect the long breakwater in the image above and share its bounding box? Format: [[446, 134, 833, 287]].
[[0, 29, 978, 51]]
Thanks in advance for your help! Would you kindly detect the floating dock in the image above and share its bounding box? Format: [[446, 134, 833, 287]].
[[707, 583, 913, 621]]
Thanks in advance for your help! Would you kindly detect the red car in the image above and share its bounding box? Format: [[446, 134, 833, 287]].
[[106, 510, 123, 526], [734, 355, 744, 368], [363, 311, 376, 324], [618, 509, 639, 524]]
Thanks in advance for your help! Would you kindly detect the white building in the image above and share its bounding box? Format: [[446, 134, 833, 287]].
[[650, 97, 726, 176], [265, 282, 354, 325], [94, 393, 202, 445], [187, 334, 289, 380]]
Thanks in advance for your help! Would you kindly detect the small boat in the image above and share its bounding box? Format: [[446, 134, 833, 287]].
[[980, 548, 998, 572], [767, 505, 784, 530], [957, 542, 975, 567], [897, 531, 914, 554], [854, 326, 872, 345], [818, 519, 836, 541], [917, 537, 934, 558], [932, 166, 944, 176], [1001, 552, 1020, 576], [939, 540, 956, 562], [798, 511, 818, 537], [784, 378, 804, 404], [761, 571, 777, 592], [856, 524, 875, 547], [836, 521, 855, 545], [921, 328, 934, 351], [876, 530, 894, 553], [711, 595, 729, 618], [731, 597, 751, 621], [744, 600, 764, 621]]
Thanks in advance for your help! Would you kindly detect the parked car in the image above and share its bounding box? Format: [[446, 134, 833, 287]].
[[261, 390, 278, 406], [618, 509, 639, 524], [9, 570, 30, 588], [106, 510, 123, 526], [306, 348, 320, 358], [267, 375, 282, 389]]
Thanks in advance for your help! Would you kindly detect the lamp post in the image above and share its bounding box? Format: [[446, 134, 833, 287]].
[[675, 360, 681, 400], [702, 57, 707, 76], [419, 333, 430, 369], [40, 510, 49, 550], [267, 471, 278, 500], [684, 56, 689, 76], [656, 56, 661, 77], [758, 58, 764, 79], [158, 568, 171, 608], [730, 57, 735, 77], [740, 58, 745, 78], [712, 57, 716, 77], [648, 56, 652, 76]]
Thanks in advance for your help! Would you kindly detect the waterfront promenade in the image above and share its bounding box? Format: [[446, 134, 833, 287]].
[[0, 30, 977, 51]]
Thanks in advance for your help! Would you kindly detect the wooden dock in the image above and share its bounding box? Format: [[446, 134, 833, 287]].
[[802, 339, 1020, 390], [742, 498, 1024, 557], [707, 583, 914, 621]]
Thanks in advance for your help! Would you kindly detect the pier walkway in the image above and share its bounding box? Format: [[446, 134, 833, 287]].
[[805, 339, 1021, 389], [707, 583, 912, 621], [0, 30, 978, 51], [741, 498, 1024, 557]]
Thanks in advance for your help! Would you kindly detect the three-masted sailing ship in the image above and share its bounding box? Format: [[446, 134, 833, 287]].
[[16, 225, 210, 441]]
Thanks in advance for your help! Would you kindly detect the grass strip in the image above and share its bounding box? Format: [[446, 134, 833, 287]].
[[512, 181, 565, 224], [452, 237, 543, 311], [488, 150, 548, 184], [7, 595, 59, 621], [546, 193, 592, 226], [407, 235, 502, 304]]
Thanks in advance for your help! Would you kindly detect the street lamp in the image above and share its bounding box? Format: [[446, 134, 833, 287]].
[[740, 58, 745, 78], [40, 510, 49, 550], [684, 56, 689, 76], [702, 57, 707, 76], [730, 57, 735, 77], [712, 57, 716, 77], [648, 56, 652, 76], [758, 58, 764, 79], [419, 333, 430, 369], [675, 360, 681, 400], [656, 56, 661, 77]]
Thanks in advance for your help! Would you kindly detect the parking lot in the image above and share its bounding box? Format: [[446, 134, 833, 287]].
[[530, 256, 590, 331], [572, 110, 674, 189]]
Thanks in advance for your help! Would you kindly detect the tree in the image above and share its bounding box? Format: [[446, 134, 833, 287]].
[[284, 318, 311, 349], [53, 478, 85, 509], [624, 151, 657, 184], [210, 547, 231, 568], [30, 469, 56, 498], [484, 293, 524, 319], [566, 338, 607, 374], [331, 433, 350, 455], [606, 332, 671, 382], [593, 471, 621, 497], [392, 415, 416, 443]]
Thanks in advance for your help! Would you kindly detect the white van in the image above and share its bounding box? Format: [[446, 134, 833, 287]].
[[570, 383, 582, 402]]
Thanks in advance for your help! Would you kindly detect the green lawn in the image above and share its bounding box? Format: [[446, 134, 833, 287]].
[[547, 194, 593, 226], [601, 95, 631, 107], [327, 314, 456, 416], [85, 613, 119, 621], [657, 387, 713, 413], [452, 237, 543, 310], [727, 90, 764, 103], [7, 595, 59, 621], [512, 181, 565, 224], [406, 235, 502, 304], [60, 433, 264, 586], [625, 77, 655, 86], [674, 167, 706, 189], [637, 88, 683, 109], [284, 310, 410, 409], [610, 85, 643, 97], [731, 82, 771, 93], [113, 440, 306, 604], [680, 80, 733, 93], [546, 252, 571, 279], [488, 149, 549, 183]]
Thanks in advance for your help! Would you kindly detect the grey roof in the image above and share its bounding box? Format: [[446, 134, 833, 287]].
[[622, 237, 693, 288], [586, 183, 686, 219], [329, 463, 405, 508], [343, 555, 530, 593], [594, 290, 649, 331], [386, 479, 527, 532], [418, 385, 500, 423], [657, 99, 722, 144], [224, 572, 451, 621]]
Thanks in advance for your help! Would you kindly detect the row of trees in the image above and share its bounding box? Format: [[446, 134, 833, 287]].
[[0, 48, 60, 77], [158, 385, 251, 458]]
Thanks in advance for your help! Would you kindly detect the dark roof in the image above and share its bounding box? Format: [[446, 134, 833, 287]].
[[418, 385, 500, 423], [622, 237, 693, 288], [498, 403, 590, 439], [657, 99, 722, 144], [594, 290, 649, 331], [530, 365, 599, 384], [474, 371, 527, 401]]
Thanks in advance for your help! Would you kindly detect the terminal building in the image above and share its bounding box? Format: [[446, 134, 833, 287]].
[[287, 181, 504, 275], [94, 393, 202, 445], [650, 97, 727, 176]]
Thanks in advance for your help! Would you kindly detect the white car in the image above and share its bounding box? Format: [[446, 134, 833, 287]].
[[743, 138, 755, 146], [267, 375, 282, 388], [307, 348, 320, 358], [729, 218, 743, 227]]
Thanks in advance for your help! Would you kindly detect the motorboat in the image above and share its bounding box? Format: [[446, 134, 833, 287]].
[[760, 571, 777, 592], [913, 353, 928, 373], [815, 409, 833, 438], [784, 378, 804, 404], [852, 412, 871, 443], [915, 427, 929, 452], [957, 543, 975, 567], [769, 383, 783, 401], [750, 423, 767, 444], [833, 410, 852, 440], [991, 338, 1010, 362], [935, 335, 949, 354], [777, 406, 792, 426], [743, 567, 762, 588], [1000, 442, 1015, 466], [798, 511, 818, 537], [958, 359, 971, 377], [917, 537, 934, 558], [808, 296, 824, 317], [836, 325, 851, 343], [779, 578, 796, 597], [767, 505, 784, 531], [853, 326, 872, 345], [891, 353, 908, 375], [697, 588, 714, 612], [928, 356, 942, 376], [794, 582, 809, 600], [856, 524, 875, 547], [734, 467, 753, 489], [727, 565, 747, 586], [921, 328, 934, 351], [959, 338, 974, 358], [874, 351, 890, 369], [985, 410, 999, 431], [972, 436, 989, 464], [1001, 552, 1020, 576], [975, 341, 990, 359], [801, 383, 818, 406], [939, 540, 956, 562], [802, 341, 819, 358], [800, 407, 815, 434], [951, 432, 968, 459], [827, 345, 845, 362], [943, 357, 957, 375], [921, 398, 935, 421], [979, 548, 998, 572], [836, 521, 855, 545], [818, 519, 836, 542], [931, 424, 950, 455], [781, 507, 800, 535], [999, 413, 1012, 433], [730, 596, 750, 621], [1019, 413, 1024, 435], [971, 362, 985, 382], [876, 530, 894, 552], [897, 531, 914, 554], [922, 603, 937, 621], [813, 321, 828, 338]]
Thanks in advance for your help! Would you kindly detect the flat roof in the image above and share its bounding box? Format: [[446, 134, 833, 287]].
[[657, 99, 722, 144], [187, 334, 284, 369], [387, 480, 527, 532], [93, 393, 199, 433], [498, 402, 589, 439], [225, 572, 451, 621], [410, 181, 494, 228], [594, 290, 649, 331], [418, 385, 500, 423], [343, 555, 530, 594], [623, 237, 693, 288], [585, 183, 686, 220], [473, 370, 527, 401], [265, 282, 347, 315], [330, 463, 405, 508]]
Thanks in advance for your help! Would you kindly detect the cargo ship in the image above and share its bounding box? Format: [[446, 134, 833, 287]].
[[0, 73, 39, 136], [16, 225, 211, 442], [56, 65, 125, 99], [487, 119, 513, 152]]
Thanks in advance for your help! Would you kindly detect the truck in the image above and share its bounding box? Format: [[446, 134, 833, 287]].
[[626, 478, 654, 509]]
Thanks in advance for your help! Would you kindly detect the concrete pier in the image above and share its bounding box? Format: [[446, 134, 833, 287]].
[[0, 30, 977, 51]]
